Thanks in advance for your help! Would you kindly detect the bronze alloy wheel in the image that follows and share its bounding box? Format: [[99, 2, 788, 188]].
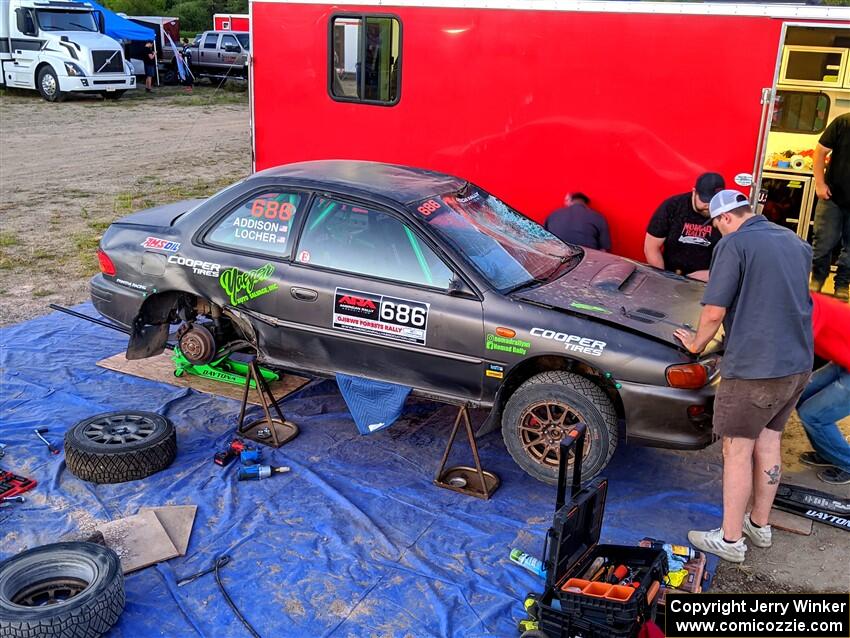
[[517, 400, 590, 468], [12, 577, 89, 607]]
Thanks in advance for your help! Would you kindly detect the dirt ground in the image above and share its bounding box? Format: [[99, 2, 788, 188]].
[[1, 83, 848, 598], [0, 84, 250, 326]]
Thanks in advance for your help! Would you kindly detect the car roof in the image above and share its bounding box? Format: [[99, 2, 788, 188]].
[[252, 160, 467, 205]]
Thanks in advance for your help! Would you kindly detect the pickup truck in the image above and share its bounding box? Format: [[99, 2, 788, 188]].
[[185, 30, 248, 81]]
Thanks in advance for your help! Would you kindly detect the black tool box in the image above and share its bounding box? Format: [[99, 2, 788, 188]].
[[527, 425, 667, 638]]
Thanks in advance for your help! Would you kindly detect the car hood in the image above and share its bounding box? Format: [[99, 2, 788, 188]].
[[114, 199, 204, 228], [514, 250, 722, 352]]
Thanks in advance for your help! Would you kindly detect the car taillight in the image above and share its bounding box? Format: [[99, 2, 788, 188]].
[[97, 248, 116, 276], [666, 363, 708, 389]]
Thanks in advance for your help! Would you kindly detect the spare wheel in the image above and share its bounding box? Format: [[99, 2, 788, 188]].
[[65, 411, 177, 484], [0, 541, 125, 638]]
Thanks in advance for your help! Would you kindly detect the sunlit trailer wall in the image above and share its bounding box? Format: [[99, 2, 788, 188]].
[[249, 0, 850, 260]]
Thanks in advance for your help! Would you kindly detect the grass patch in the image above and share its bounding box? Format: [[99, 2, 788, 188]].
[[0, 232, 19, 247], [32, 288, 54, 298]]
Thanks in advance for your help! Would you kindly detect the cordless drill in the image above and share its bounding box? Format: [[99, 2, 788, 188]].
[[214, 440, 247, 467]]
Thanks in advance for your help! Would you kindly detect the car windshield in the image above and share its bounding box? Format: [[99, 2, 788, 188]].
[[415, 185, 582, 292], [36, 10, 97, 32], [236, 34, 249, 49]]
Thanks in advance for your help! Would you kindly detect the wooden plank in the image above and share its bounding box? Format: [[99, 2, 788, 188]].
[[140, 505, 197, 556], [97, 351, 310, 405], [97, 510, 180, 573], [769, 507, 813, 535]]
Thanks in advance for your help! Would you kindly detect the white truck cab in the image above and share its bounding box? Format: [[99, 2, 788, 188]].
[[1, 0, 135, 101]]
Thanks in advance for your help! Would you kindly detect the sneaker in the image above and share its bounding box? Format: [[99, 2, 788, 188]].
[[800, 451, 834, 467], [687, 528, 747, 563], [835, 286, 849, 303], [818, 467, 850, 485], [743, 513, 772, 548], [809, 278, 825, 293]]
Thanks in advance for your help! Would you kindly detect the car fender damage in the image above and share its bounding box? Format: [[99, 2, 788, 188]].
[[126, 292, 256, 360]]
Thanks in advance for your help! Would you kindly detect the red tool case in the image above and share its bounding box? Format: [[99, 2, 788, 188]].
[[528, 425, 667, 638], [0, 470, 37, 499]]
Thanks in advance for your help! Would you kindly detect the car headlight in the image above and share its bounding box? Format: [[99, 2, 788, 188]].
[[64, 62, 85, 77]]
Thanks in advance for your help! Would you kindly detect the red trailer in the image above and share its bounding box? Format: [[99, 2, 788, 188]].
[[249, 1, 850, 260], [214, 13, 250, 31]]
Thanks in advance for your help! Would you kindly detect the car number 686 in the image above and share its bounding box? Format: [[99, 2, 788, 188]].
[[381, 301, 426, 327]]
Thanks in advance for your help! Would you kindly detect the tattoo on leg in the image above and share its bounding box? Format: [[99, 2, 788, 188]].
[[764, 464, 781, 485]]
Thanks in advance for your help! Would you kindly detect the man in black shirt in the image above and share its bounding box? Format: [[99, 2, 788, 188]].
[[811, 113, 850, 302], [644, 173, 725, 281], [545, 192, 611, 251]]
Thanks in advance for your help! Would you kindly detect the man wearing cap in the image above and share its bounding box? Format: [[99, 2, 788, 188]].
[[674, 190, 813, 564], [644, 173, 725, 282]]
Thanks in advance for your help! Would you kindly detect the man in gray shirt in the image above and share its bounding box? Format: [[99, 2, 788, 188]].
[[545, 192, 611, 251], [674, 190, 813, 564]]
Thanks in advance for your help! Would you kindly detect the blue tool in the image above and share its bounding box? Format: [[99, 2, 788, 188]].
[[237, 465, 289, 481]]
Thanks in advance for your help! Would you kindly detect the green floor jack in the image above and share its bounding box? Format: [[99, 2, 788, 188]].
[[172, 346, 279, 388]]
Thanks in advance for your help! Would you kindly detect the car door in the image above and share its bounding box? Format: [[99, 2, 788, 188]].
[[278, 195, 486, 403], [220, 34, 240, 68], [199, 32, 219, 69], [183, 188, 307, 357]]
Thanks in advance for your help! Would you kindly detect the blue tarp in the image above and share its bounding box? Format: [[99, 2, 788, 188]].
[[0, 304, 721, 637], [82, 0, 155, 43]]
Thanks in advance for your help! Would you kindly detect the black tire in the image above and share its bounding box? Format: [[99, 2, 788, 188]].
[[37, 66, 64, 102], [161, 68, 177, 85], [99, 91, 125, 100], [502, 371, 618, 485], [0, 542, 125, 638], [64, 412, 177, 484]]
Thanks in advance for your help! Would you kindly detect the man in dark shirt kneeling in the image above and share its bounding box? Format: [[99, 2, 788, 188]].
[[644, 173, 725, 281], [545, 192, 611, 251], [675, 190, 813, 564]]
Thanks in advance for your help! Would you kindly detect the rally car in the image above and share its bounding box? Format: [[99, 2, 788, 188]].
[[91, 160, 721, 484]]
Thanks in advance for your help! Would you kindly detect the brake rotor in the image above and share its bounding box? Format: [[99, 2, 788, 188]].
[[178, 324, 217, 365]]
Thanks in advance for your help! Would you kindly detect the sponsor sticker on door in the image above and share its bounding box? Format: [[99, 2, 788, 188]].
[[333, 287, 429, 345]]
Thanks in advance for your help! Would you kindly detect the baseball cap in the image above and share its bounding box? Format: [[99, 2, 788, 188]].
[[694, 172, 725, 204], [705, 189, 750, 223]]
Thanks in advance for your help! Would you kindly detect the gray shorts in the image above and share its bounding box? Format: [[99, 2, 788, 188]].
[[713, 372, 810, 439]]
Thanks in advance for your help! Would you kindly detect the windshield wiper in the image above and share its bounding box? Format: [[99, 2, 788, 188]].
[[69, 22, 94, 30], [504, 278, 546, 294]]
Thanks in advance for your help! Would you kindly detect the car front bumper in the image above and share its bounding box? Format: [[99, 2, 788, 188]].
[[618, 374, 719, 450], [90, 274, 145, 331]]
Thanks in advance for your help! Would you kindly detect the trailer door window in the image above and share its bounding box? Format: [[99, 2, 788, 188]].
[[330, 15, 401, 105], [771, 91, 830, 134]]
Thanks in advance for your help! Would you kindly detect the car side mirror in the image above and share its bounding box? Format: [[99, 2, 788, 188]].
[[223, 44, 239, 53]]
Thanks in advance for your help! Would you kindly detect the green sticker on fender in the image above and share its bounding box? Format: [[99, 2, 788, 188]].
[[219, 263, 278, 306], [486, 333, 530, 355]]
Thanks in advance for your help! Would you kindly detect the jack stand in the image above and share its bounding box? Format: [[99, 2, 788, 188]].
[[236, 357, 298, 449], [434, 405, 499, 500]]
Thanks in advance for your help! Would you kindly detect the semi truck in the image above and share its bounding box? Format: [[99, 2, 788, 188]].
[[1, 0, 135, 101], [249, 0, 850, 261]]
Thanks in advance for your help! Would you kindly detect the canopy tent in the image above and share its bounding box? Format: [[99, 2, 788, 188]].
[[82, 0, 156, 42]]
